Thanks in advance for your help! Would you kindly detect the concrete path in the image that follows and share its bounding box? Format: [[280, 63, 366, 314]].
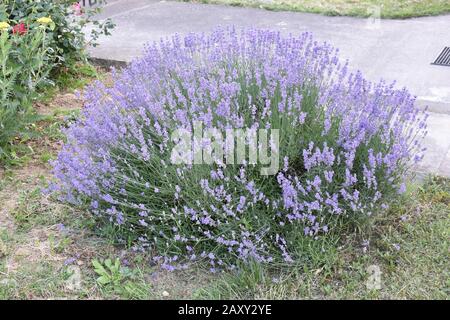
[[85, 0, 450, 177]]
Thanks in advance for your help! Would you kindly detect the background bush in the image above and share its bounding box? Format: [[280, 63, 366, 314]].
[[0, 0, 114, 162], [1, 0, 114, 68], [0, 19, 54, 159], [51, 29, 428, 271]]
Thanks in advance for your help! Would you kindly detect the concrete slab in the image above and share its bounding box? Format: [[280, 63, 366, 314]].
[[415, 112, 450, 177], [84, 1, 450, 177], [438, 149, 450, 177]]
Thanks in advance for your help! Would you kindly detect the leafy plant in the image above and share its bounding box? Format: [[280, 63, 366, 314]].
[[92, 258, 151, 298], [0, 19, 53, 161], [0, 1, 113, 163], [92, 258, 124, 287], [1, 0, 115, 67]]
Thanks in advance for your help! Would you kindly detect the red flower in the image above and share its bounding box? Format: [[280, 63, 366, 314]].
[[12, 23, 27, 35]]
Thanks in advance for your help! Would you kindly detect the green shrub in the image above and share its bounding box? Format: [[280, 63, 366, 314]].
[[0, 20, 53, 160], [1, 0, 115, 67], [0, 1, 114, 162]]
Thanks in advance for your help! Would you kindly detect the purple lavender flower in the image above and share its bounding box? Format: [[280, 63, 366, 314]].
[[50, 27, 427, 271]]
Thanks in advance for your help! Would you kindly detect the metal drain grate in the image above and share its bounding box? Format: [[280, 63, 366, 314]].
[[432, 47, 450, 66]]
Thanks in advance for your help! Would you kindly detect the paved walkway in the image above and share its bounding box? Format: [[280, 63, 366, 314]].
[[85, 0, 450, 177]]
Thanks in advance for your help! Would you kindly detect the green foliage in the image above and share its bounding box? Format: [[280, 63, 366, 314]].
[[0, 23, 52, 161], [0, 1, 113, 164], [92, 258, 152, 298], [1, 0, 115, 64], [92, 258, 123, 287]]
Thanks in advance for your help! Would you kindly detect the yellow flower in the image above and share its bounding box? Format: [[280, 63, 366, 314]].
[[0, 21, 10, 31], [37, 17, 53, 25]]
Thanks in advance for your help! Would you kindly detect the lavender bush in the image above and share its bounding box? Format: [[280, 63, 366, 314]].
[[50, 28, 427, 271]]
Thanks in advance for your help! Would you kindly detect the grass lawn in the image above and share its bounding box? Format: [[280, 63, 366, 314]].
[[0, 66, 449, 299], [183, 0, 450, 19]]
